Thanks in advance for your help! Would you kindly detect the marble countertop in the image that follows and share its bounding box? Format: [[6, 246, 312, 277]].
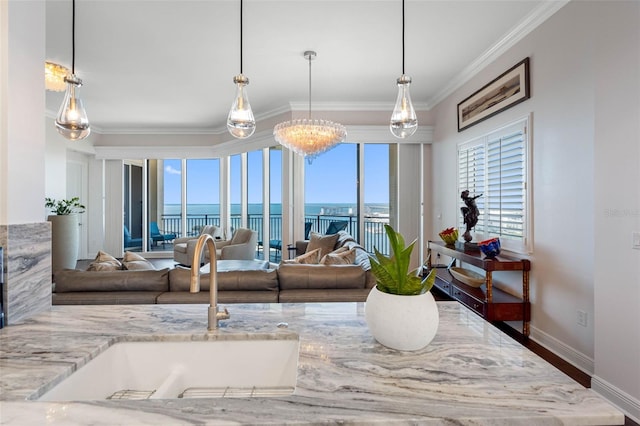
[[0, 302, 624, 425]]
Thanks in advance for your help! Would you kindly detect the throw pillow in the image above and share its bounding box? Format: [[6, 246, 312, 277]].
[[305, 232, 339, 258], [86, 250, 122, 271], [282, 248, 321, 265], [321, 247, 356, 265], [122, 251, 156, 271]]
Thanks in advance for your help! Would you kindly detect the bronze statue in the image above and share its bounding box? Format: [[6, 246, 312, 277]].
[[460, 190, 482, 243]]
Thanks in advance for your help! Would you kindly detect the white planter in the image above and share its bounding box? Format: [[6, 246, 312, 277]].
[[48, 214, 80, 272], [365, 286, 439, 351]]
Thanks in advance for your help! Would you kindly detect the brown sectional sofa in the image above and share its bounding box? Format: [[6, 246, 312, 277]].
[[52, 232, 376, 305]]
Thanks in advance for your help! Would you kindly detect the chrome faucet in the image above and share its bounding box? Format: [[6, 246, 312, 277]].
[[190, 234, 230, 331]]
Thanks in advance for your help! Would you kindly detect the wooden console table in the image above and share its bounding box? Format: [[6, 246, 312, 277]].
[[427, 241, 531, 336]]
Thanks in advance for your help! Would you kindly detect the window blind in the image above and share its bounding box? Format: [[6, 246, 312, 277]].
[[457, 118, 529, 251]]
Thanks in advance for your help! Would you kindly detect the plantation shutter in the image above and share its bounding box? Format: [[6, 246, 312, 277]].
[[457, 117, 529, 252], [486, 123, 526, 241], [458, 142, 485, 234]]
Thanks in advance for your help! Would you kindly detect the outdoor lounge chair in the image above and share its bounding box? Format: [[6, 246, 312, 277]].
[[150, 221, 177, 247]]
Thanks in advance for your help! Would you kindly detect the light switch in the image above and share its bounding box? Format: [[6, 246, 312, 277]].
[[633, 232, 640, 250]]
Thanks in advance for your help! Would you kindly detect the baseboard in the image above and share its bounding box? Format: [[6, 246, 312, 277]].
[[529, 325, 594, 375], [592, 375, 640, 424]]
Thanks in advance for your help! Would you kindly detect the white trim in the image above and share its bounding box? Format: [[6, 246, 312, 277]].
[[429, 1, 569, 108], [287, 101, 430, 112], [346, 125, 433, 144], [94, 146, 216, 160], [592, 375, 640, 424], [94, 125, 435, 160], [529, 325, 594, 375]]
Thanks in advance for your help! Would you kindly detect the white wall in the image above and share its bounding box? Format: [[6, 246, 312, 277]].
[[591, 1, 640, 420], [1, 0, 46, 225], [430, 0, 639, 420]]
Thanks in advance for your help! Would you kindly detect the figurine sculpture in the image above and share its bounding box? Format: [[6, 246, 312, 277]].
[[460, 190, 482, 243]]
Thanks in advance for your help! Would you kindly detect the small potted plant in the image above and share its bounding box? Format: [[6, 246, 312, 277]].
[[365, 224, 439, 351], [46, 197, 85, 272], [45, 197, 85, 215]]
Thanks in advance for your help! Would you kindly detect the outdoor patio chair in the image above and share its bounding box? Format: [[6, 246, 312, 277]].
[[124, 225, 143, 249], [325, 220, 348, 235], [150, 222, 177, 247]]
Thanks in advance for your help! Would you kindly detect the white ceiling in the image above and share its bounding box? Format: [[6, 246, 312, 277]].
[[45, 0, 561, 134]]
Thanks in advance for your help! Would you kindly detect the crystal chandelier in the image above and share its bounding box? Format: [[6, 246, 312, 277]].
[[227, 0, 256, 139], [274, 51, 346, 158], [45, 62, 70, 92], [389, 0, 417, 139], [55, 0, 90, 141]]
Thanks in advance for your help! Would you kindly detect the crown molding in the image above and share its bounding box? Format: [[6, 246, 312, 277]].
[[346, 125, 433, 144], [94, 145, 217, 160], [288, 101, 430, 112], [427, 0, 569, 109]]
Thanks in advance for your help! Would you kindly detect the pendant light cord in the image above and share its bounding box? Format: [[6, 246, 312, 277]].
[[240, 0, 243, 74], [401, 0, 405, 75], [72, 0, 76, 74]]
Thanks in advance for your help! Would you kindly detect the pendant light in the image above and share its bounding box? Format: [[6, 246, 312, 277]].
[[273, 51, 346, 160], [55, 0, 90, 141], [227, 0, 256, 139], [389, 0, 417, 139]]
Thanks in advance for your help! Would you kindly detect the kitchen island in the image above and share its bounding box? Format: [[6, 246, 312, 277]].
[[0, 302, 624, 425]]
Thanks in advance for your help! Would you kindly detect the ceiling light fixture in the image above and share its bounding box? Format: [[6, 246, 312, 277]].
[[273, 51, 346, 160], [389, 0, 417, 139], [55, 0, 90, 141], [45, 61, 70, 92], [227, 0, 256, 139]]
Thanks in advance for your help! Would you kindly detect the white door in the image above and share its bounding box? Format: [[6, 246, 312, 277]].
[[67, 160, 88, 259]]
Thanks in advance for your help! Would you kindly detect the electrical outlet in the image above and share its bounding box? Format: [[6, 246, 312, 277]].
[[577, 310, 588, 327]]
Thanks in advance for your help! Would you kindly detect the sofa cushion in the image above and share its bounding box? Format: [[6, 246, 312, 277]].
[[54, 268, 170, 293], [277, 263, 366, 290], [122, 251, 156, 270], [306, 232, 339, 258], [53, 291, 163, 305], [157, 290, 279, 304], [168, 267, 279, 292], [320, 247, 356, 265], [283, 248, 321, 265], [278, 288, 370, 303], [86, 250, 122, 271]]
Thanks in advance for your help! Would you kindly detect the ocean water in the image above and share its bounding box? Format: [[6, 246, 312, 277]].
[[163, 203, 389, 217]]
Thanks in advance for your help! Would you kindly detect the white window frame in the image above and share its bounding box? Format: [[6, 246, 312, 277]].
[[457, 116, 532, 254]]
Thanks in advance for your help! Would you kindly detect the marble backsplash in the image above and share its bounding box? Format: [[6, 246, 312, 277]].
[[0, 222, 51, 324]]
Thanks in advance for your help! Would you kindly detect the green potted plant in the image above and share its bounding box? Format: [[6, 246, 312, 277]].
[[365, 224, 439, 351], [45, 197, 85, 215], [46, 197, 85, 272]]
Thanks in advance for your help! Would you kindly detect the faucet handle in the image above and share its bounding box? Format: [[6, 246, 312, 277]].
[[217, 307, 230, 320]]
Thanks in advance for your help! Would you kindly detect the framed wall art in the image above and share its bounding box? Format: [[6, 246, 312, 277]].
[[457, 57, 530, 132]]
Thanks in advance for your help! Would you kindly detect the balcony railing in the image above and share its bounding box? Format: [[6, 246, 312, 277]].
[[160, 213, 390, 256]]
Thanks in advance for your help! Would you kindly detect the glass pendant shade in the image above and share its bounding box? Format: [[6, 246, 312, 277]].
[[55, 75, 91, 141], [227, 74, 256, 139], [390, 74, 417, 139]]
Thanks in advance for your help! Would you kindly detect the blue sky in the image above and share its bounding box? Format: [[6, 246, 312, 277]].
[[163, 144, 389, 205]]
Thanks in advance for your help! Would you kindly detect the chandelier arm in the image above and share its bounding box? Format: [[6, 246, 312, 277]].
[[72, 0, 76, 74]]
